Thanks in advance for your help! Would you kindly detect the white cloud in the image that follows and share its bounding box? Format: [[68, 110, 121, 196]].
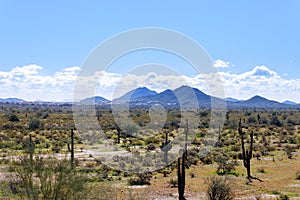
[[0, 65, 80, 101], [0, 64, 300, 103], [218, 66, 300, 103], [213, 59, 231, 68]]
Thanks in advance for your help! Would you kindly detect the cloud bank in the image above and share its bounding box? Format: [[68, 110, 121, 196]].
[[0, 62, 299, 103]]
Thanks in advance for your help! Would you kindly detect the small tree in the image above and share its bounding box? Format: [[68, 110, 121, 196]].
[[215, 154, 238, 175], [270, 113, 282, 127], [206, 176, 234, 200]]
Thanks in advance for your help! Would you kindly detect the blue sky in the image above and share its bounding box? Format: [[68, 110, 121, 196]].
[[0, 1, 300, 102]]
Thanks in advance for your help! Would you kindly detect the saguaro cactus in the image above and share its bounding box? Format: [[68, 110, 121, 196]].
[[116, 126, 121, 144], [238, 118, 253, 180], [22, 134, 35, 163], [177, 119, 188, 200], [160, 130, 172, 165], [67, 129, 75, 169]]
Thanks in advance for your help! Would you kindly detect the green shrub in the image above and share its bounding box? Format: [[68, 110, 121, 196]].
[[12, 156, 87, 200], [145, 136, 160, 145], [28, 118, 43, 130]]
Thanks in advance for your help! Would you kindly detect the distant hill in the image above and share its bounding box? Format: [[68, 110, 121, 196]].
[[130, 85, 212, 108], [135, 89, 178, 106], [80, 96, 110, 104], [122, 87, 299, 109], [0, 98, 26, 103], [282, 100, 298, 105], [173, 85, 211, 107], [2, 86, 300, 109], [231, 95, 285, 109], [225, 97, 240, 103], [115, 87, 157, 101]]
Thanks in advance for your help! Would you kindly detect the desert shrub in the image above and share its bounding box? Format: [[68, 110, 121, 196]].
[[28, 118, 43, 130], [270, 113, 282, 127], [260, 117, 269, 124], [278, 194, 289, 200], [200, 154, 213, 165], [145, 136, 160, 144], [41, 112, 49, 119], [257, 168, 266, 173], [296, 171, 300, 180], [215, 154, 238, 175], [286, 118, 296, 125], [206, 176, 234, 200], [199, 111, 209, 117], [244, 111, 252, 116], [123, 123, 138, 136], [131, 138, 143, 146], [285, 146, 294, 159], [168, 177, 178, 187], [12, 156, 86, 200], [127, 173, 151, 186], [230, 145, 240, 152], [146, 143, 156, 151], [9, 113, 20, 122], [247, 116, 257, 123]]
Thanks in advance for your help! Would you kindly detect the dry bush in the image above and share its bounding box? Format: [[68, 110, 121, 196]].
[[206, 176, 234, 200]]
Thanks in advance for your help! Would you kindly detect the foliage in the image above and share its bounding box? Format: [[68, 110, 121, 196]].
[[28, 118, 43, 130], [123, 123, 138, 136], [247, 116, 257, 123], [270, 113, 282, 127], [215, 154, 238, 175], [145, 136, 160, 145], [13, 155, 87, 200], [296, 171, 300, 180], [9, 114, 20, 122], [127, 173, 151, 186], [206, 176, 234, 200]]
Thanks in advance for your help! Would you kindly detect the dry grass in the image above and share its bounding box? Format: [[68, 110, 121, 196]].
[[148, 154, 300, 199]]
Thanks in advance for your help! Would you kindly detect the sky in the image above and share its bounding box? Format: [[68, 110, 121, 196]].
[[0, 1, 300, 102]]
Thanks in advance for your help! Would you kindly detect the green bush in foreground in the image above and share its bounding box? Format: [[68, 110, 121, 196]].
[[12, 156, 87, 200]]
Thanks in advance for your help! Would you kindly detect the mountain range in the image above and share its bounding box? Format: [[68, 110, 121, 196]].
[[0, 98, 26, 103], [80, 86, 300, 109], [2, 86, 300, 109]]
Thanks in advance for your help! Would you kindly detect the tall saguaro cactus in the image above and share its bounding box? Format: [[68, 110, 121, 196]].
[[238, 118, 253, 180], [67, 129, 75, 169], [178, 119, 188, 200], [27, 134, 35, 163], [161, 130, 172, 165]]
